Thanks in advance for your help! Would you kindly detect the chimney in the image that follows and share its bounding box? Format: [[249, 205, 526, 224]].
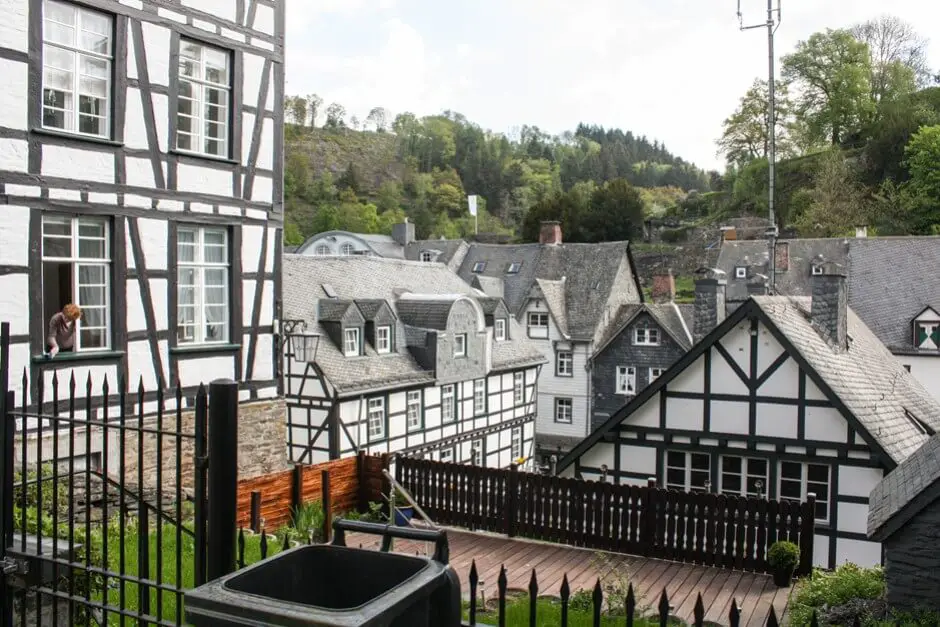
[[811, 261, 848, 350], [651, 269, 676, 303], [693, 275, 727, 344], [855, 225, 868, 239], [391, 218, 415, 246], [539, 221, 562, 245], [746, 276, 767, 297], [774, 241, 789, 272]]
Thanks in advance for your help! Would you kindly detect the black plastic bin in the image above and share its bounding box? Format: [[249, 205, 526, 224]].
[[184, 519, 462, 627]]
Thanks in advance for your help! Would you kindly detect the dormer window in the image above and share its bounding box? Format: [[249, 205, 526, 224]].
[[315, 244, 330, 256], [735, 267, 746, 279], [634, 327, 660, 346], [343, 327, 360, 356], [811, 265, 823, 276], [915, 321, 940, 349], [454, 333, 467, 357], [506, 262, 521, 274], [472, 261, 486, 273], [420, 251, 433, 262], [340, 243, 354, 256], [495, 318, 506, 341], [375, 325, 391, 354]]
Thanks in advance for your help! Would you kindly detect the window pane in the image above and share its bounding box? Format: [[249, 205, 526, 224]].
[[204, 86, 227, 106], [780, 479, 802, 500], [178, 268, 196, 288], [666, 468, 684, 487], [178, 80, 194, 101], [204, 229, 226, 246], [42, 236, 71, 258], [205, 138, 223, 156], [44, 22, 75, 47], [723, 474, 741, 494], [80, 328, 105, 348], [690, 469, 709, 490], [78, 113, 106, 135], [204, 245, 226, 264], [81, 306, 105, 327], [205, 287, 226, 305], [667, 451, 684, 468], [43, 66, 73, 91], [178, 304, 196, 323], [748, 458, 768, 477], [722, 457, 741, 473], [204, 268, 226, 287], [780, 462, 802, 480], [43, 217, 71, 236], [78, 237, 105, 259], [691, 453, 709, 471], [178, 243, 196, 263], [807, 464, 828, 483], [80, 56, 108, 79], [205, 102, 226, 124], [176, 132, 192, 151], [204, 48, 228, 81], [78, 220, 104, 237], [77, 264, 105, 286], [44, 46, 74, 72], [177, 115, 193, 134], [79, 29, 110, 55]]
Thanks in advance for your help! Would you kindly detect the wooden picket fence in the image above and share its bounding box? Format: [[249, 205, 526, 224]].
[[397, 457, 816, 575]]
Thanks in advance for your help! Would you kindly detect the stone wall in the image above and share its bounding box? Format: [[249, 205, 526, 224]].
[[884, 500, 940, 611]]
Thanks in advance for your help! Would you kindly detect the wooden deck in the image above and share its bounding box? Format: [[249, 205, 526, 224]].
[[346, 528, 793, 626]]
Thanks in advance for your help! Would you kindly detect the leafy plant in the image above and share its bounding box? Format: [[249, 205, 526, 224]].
[[788, 563, 886, 626], [768, 540, 800, 570], [568, 589, 594, 613], [289, 500, 325, 543], [590, 551, 646, 615]]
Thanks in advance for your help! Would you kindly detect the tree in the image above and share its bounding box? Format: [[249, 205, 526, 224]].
[[324, 102, 346, 128], [717, 79, 795, 166], [582, 179, 645, 242], [349, 115, 360, 131], [782, 29, 873, 145], [795, 149, 871, 237], [366, 107, 389, 132], [852, 15, 933, 97], [283, 220, 304, 246], [337, 162, 362, 194], [306, 94, 323, 127], [900, 124, 940, 233], [285, 96, 307, 126]]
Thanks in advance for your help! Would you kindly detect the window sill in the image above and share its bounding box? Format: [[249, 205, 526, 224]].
[[170, 343, 241, 355], [31, 127, 123, 147], [32, 350, 125, 364], [169, 148, 239, 166]]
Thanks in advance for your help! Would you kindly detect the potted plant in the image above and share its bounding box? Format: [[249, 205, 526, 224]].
[[392, 487, 414, 526], [767, 540, 800, 587]]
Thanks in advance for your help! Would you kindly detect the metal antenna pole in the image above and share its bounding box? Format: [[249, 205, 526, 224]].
[[738, 0, 782, 294]]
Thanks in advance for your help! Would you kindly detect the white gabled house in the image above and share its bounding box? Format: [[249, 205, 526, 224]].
[[0, 0, 284, 416], [556, 264, 940, 570], [281, 255, 547, 469]]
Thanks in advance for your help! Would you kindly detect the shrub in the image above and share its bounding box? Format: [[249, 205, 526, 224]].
[[289, 500, 325, 543], [767, 541, 800, 570], [568, 588, 593, 613], [788, 563, 885, 626]]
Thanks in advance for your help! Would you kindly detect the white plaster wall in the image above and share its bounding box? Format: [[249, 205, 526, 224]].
[[903, 355, 940, 404], [719, 322, 751, 373], [708, 400, 749, 434], [664, 398, 703, 431], [42, 146, 115, 184], [805, 406, 848, 442], [124, 88, 149, 151], [668, 355, 705, 393], [138, 218, 168, 270], [41, 364, 119, 399], [181, 0, 237, 23], [141, 22, 171, 87], [0, 138, 28, 173], [126, 280, 147, 333], [710, 351, 749, 395], [251, 175, 273, 204], [620, 444, 656, 476], [838, 465, 883, 498], [0, 58, 28, 129], [249, 333, 274, 380], [755, 403, 798, 439], [177, 163, 231, 197], [257, 119, 274, 170], [242, 53, 266, 109], [127, 339, 159, 390], [0, 0, 28, 52], [631, 393, 661, 428], [126, 156, 159, 189], [252, 3, 275, 36], [0, 205, 29, 265], [758, 355, 800, 397], [0, 275, 29, 337], [836, 538, 882, 569], [177, 356, 233, 384]]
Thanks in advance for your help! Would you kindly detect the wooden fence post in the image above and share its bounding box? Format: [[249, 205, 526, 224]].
[[380, 453, 392, 519], [356, 451, 366, 513], [641, 477, 657, 556], [250, 490, 261, 533], [505, 464, 519, 538], [321, 469, 332, 543], [798, 492, 816, 575], [291, 463, 304, 523]]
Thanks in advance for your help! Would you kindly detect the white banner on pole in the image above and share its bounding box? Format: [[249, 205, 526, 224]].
[[467, 195, 478, 217]]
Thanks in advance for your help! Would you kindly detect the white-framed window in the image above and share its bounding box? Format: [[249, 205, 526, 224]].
[[472, 262, 486, 273], [340, 243, 354, 256], [495, 318, 506, 341], [556, 351, 573, 376], [420, 251, 433, 262], [779, 461, 830, 523], [343, 327, 360, 356], [720, 456, 769, 498], [440, 447, 454, 464], [406, 390, 422, 430], [649, 367, 665, 383], [177, 39, 231, 157], [367, 397, 385, 440], [665, 451, 710, 492], [375, 325, 391, 354], [454, 333, 467, 357], [441, 384, 455, 422], [811, 265, 822, 276], [471, 439, 483, 466], [633, 328, 660, 345], [735, 266, 747, 279], [41, 214, 111, 351], [554, 397, 573, 423], [513, 372, 525, 404], [473, 379, 486, 415], [527, 312, 549, 339], [42, 1, 113, 138], [510, 427, 522, 459], [616, 366, 636, 395], [506, 262, 522, 274], [177, 226, 229, 345], [314, 244, 330, 256]]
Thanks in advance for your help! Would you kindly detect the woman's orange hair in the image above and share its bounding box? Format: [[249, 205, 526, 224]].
[[62, 304, 81, 321]]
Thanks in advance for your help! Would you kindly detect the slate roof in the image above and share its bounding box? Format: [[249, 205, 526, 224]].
[[404, 239, 471, 271], [717, 236, 940, 355], [282, 255, 547, 396], [536, 278, 569, 339], [593, 302, 694, 357], [296, 230, 406, 258], [354, 299, 387, 320], [450, 241, 637, 341], [471, 275, 505, 299], [318, 300, 354, 322], [868, 433, 940, 541], [559, 295, 940, 472], [396, 295, 460, 330]]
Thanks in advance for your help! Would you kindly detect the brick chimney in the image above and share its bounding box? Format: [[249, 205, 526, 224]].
[[774, 241, 789, 272], [693, 276, 727, 344], [811, 261, 848, 350], [651, 269, 676, 303], [539, 221, 562, 245]]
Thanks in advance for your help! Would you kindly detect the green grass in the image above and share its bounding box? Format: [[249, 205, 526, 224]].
[[462, 597, 678, 627]]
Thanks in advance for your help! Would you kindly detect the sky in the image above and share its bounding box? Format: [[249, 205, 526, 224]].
[[283, 0, 940, 172]]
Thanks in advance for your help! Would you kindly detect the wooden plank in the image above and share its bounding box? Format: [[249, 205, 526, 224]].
[[703, 570, 745, 624], [668, 564, 710, 618], [737, 573, 770, 626], [674, 566, 721, 623]]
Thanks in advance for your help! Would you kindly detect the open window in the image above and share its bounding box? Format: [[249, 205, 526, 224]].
[[41, 213, 111, 352]]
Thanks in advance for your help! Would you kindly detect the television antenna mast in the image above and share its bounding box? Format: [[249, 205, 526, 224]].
[[737, 0, 782, 295]]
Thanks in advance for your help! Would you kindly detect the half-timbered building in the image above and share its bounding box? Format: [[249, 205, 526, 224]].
[[281, 255, 546, 468], [0, 0, 284, 415], [718, 235, 940, 403], [556, 265, 940, 569]]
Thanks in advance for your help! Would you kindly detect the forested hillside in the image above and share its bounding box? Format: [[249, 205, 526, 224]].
[[707, 15, 940, 237], [282, 102, 709, 245]]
